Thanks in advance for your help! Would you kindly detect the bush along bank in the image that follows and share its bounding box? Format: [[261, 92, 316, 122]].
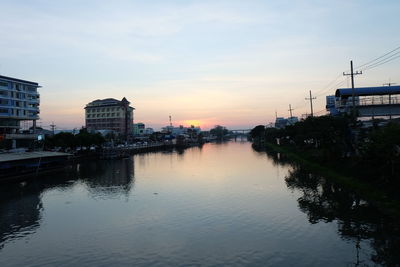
[[250, 116, 400, 195]]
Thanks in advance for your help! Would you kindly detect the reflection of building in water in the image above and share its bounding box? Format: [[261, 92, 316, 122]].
[[0, 159, 135, 250], [0, 176, 74, 250], [78, 158, 135, 197], [0, 191, 42, 249]]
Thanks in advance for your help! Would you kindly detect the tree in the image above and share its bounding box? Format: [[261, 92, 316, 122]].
[[210, 125, 228, 140], [250, 125, 265, 139]]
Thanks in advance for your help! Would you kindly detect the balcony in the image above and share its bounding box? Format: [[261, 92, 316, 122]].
[[5, 133, 39, 140]]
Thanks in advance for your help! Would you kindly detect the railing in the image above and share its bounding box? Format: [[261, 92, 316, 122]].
[[337, 95, 400, 108]]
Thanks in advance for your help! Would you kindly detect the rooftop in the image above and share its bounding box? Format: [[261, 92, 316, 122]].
[[336, 85, 400, 98], [85, 97, 134, 108], [0, 75, 39, 86]]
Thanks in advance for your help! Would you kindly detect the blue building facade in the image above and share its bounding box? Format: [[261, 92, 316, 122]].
[[326, 85, 400, 117], [0, 75, 40, 135]]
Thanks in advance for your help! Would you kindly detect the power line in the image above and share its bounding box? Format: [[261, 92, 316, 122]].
[[355, 45, 400, 69], [362, 53, 400, 71], [292, 74, 344, 111], [314, 73, 343, 95], [305, 90, 316, 117], [278, 46, 400, 121], [313, 109, 327, 116], [314, 79, 347, 97], [343, 60, 362, 120], [288, 104, 294, 118], [50, 122, 56, 135], [304, 48, 400, 107]]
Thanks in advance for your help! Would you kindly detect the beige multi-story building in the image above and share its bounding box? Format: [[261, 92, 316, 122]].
[[85, 97, 134, 137]]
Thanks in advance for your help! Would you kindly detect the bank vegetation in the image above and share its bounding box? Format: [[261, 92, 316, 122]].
[[251, 116, 400, 188]]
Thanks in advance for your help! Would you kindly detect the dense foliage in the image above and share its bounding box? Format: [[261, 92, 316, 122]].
[[251, 116, 400, 183], [45, 128, 105, 150], [210, 125, 229, 140]]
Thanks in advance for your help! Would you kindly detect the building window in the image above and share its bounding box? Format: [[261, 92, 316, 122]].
[[26, 86, 36, 92], [0, 81, 8, 88]]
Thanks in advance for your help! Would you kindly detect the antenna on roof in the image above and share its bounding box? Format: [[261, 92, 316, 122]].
[[169, 115, 172, 127]]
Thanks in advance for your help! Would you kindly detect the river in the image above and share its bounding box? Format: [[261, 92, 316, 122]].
[[0, 141, 398, 266]]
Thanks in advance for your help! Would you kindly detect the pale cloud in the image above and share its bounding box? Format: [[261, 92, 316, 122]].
[[1, 0, 400, 129]]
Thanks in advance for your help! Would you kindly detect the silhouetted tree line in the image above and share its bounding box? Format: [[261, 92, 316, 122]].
[[251, 116, 400, 184], [44, 128, 105, 150], [210, 125, 229, 140]]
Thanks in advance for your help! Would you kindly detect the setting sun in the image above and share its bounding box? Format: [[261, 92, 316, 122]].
[[182, 120, 202, 127]]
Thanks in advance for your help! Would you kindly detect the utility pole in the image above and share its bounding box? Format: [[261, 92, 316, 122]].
[[305, 90, 316, 117], [50, 122, 56, 135], [288, 104, 294, 118], [343, 60, 362, 120], [383, 82, 396, 120], [383, 82, 396, 87]]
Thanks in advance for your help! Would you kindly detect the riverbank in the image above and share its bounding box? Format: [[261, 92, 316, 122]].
[[0, 151, 72, 182], [258, 142, 400, 217], [0, 142, 202, 182]]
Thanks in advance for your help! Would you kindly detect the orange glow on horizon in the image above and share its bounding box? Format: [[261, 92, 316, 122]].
[[181, 120, 202, 127]]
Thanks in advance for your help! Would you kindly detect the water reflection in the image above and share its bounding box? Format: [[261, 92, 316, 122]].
[[0, 176, 74, 250], [0, 186, 42, 250], [261, 147, 400, 266], [0, 157, 135, 251], [78, 158, 135, 198], [1, 143, 399, 266]]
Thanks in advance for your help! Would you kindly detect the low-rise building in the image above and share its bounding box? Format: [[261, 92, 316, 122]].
[[133, 122, 145, 136], [161, 125, 201, 136], [145, 128, 154, 135], [85, 97, 134, 137], [275, 116, 298, 129]]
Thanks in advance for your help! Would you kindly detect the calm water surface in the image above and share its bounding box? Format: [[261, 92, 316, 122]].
[[0, 141, 399, 266]]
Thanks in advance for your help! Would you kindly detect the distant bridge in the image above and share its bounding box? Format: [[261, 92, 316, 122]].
[[231, 129, 251, 135], [230, 129, 251, 141]]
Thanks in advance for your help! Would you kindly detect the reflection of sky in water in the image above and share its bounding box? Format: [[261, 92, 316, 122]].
[[0, 142, 395, 266]]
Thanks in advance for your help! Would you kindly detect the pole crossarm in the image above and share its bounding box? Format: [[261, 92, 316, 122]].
[[288, 104, 294, 118], [305, 90, 316, 117], [343, 60, 363, 120]]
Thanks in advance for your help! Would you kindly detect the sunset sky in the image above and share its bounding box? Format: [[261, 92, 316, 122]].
[[1, 0, 399, 130]]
